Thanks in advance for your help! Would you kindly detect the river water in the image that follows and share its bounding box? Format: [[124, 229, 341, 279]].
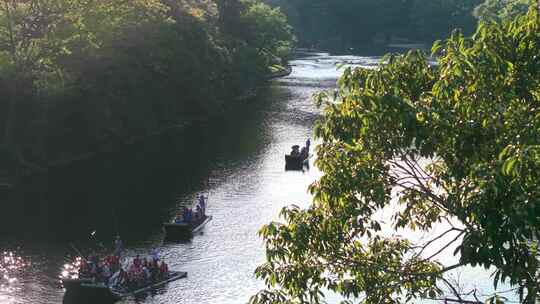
[[0, 52, 516, 304]]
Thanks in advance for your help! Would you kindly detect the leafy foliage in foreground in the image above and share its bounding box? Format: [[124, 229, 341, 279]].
[[253, 7, 540, 304]]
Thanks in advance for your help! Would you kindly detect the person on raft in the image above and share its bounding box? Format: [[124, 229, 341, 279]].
[[300, 146, 308, 158], [198, 194, 207, 215], [174, 211, 184, 224], [173, 195, 206, 224], [113, 235, 123, 257], [290, 145, 300, 156]]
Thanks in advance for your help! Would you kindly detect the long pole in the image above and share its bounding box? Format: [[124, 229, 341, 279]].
[[69, 243, 85, 259], [89, 231, 105, 252], [203, 177, 210, 215], [207, 177, 211, 201], [112, 208, 120, 237]]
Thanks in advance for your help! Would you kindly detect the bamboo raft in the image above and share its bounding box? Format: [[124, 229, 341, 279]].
[[62, 271, 187, 300], [285, 153, 309, 170], [163, 215, 213, 240]]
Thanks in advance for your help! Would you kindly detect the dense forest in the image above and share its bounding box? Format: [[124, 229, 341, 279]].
[[0, 0, 533, 180], [264, 0, 482, 50], [264, 0, 535, 50], [0, 0, 293, 179]]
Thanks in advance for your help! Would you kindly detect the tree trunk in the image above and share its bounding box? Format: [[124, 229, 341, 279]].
[[2, 0, 17, 147], [4, 78, 17, 147]]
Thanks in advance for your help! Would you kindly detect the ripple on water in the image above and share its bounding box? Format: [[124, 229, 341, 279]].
[[3, 51, 515, 304], [0, 251, 28, 304]]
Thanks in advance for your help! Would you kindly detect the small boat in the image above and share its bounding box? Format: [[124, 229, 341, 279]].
[[285, 141, 311, 170], [163, 214, 213, 240], [63, 271, 187, 301], [285, 154, 309, 170], [62, 277, 94, 291]]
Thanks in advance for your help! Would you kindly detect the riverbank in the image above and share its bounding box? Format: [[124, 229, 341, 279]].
[[266, 64, 292, 79], [0, 65, 294, 191], [0, 0, 295, 190], [0, 52, 321, 304], [0, 51, 514, 304]]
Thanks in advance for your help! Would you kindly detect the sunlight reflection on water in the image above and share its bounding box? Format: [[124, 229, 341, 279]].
[[0, 52, 520, 304], [0, 251, 28, 304], [59, 257, 82, 282]]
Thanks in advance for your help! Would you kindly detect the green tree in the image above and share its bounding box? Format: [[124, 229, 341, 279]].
[[410, 0, 480, 42], [240, 1, 294, 68], [0, 0, 56, 146], [0, 0, 70, 168], [0, 0, 294, 169], [217, 0, 246, 36], [474, 0, 530, 21], [265, 0, 481, 49], [252, 6, 540, 304]]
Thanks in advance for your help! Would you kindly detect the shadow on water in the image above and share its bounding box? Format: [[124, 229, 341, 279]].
[[0, 50, 512, 304], [0, 51, 334, 304], [62, 290, 115, 304], [0, 84, 287, 245], [62, 286, 173, 304]]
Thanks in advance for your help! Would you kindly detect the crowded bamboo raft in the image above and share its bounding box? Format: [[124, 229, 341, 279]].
[[62, 245, 186, 300], [62, 193, 213, 300]]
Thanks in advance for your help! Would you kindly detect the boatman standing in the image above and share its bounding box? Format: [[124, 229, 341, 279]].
[[150, 248, 160, 262], [114, 235, 123, 257], [198, 194, 207, 215]]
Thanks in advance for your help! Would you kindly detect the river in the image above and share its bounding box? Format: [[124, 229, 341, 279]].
[[0, 52, 516, 304]]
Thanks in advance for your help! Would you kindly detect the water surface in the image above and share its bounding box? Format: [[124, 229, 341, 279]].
[[0, 52, 517, 304]]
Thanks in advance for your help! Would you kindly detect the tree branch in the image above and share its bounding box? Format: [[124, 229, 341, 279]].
[[425, 231, 465, 261], [442, 276, 465, 303], [416, 227, 464, 257]]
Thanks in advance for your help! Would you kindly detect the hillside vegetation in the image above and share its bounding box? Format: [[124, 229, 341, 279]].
[[265, 0, 481, 50], [0, 0, 294, 173]]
